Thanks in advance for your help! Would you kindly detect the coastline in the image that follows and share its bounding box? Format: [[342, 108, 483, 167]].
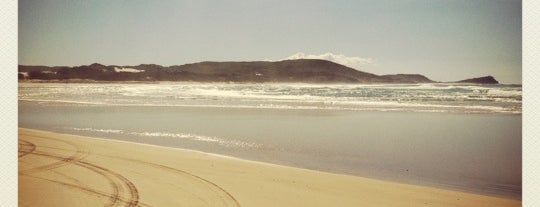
[[19, 128, 521, 207], [18, 79, 522, 86]]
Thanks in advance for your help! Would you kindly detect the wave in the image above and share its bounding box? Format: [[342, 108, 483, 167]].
[[19, 98, 521, 114], [19, 82, 522, 114], [486, 88, 522, 96], [67, 127, 262, 148]]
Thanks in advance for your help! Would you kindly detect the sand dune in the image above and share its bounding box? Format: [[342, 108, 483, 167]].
[[18, 128, 520, 207]]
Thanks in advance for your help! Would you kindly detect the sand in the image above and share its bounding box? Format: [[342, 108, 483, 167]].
[[18, 128, 521, 207]]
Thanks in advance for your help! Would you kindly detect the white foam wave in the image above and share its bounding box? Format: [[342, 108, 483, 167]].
[[487, 89, 522, 96], [19, 82, 522, 114], [68, 127, 262, 148], [71, 127, 124, 133]]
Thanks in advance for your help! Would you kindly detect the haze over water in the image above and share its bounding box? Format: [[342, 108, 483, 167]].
[[18, 82, 522, 199]]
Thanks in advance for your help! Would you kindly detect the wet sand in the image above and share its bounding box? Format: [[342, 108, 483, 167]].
[[19, 128, 520, 207]]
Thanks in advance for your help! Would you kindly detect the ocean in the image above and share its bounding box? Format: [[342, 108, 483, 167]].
[[18, 82, 522, 199]]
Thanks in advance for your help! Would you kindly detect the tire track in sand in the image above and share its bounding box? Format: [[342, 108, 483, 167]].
[[105, 156, 241, 207], [18, 139, 36, 158], [19, 134, 89, 174], [22, 174, 151, 207], [19, 134, 139, 207], [20, 132, 241, 207]]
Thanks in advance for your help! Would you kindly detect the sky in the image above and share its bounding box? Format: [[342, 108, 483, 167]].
[[19, 0, 522, 83]]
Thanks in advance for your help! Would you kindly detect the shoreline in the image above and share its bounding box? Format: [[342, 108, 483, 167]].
[[18, 79, 523, 86], [19, 125, 522, 199], [18, 99, 523, 115], [19, 128, 521, 206]]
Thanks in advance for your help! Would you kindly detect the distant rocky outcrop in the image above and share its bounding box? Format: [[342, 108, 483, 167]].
[[18, 59, 497, 84], [456, 76, 499, 84]]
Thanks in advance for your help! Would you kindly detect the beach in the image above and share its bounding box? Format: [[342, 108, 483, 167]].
[[19, 128, 520, 207], [19, 99, 522, 198], [15, 0, 525, 206]]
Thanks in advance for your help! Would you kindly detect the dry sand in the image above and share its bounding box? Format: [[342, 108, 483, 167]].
[[18, 128, 520, 207]]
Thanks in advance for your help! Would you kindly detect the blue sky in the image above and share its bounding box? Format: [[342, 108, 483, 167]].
[[19, 0, 521, 83]]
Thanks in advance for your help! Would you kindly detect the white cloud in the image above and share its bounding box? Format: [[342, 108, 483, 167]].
[[285, 52, 373, 69]]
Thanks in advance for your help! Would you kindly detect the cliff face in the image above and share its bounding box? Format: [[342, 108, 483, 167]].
[[18, 59, 497, 84]]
